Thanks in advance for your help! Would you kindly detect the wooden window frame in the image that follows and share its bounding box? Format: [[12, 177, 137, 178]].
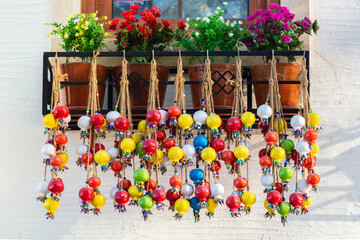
[[82, 0, 279, 36]]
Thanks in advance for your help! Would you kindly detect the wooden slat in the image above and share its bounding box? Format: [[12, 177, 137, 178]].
[[81, 0, 95, 14]]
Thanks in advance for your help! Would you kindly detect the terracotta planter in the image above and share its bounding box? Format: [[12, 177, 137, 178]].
[[251, 63, 301, 109], [59, 62, 108, 110], [112, 63, 169, 109], [189, 63, 236, 109]]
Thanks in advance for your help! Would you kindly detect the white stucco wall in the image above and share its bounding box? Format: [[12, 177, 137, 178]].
[[0, 0, 359, 239]]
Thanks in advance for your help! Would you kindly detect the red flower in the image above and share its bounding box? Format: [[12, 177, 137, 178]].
[[109, 18, 120, 30], [150, 7, 161, 17], [177, 20, 186, 30], [125, 24, 135, 31], [162, 19, 171, 27], [141, 9, 156, 26], [121, 9, 138, 21], [110, 18, 120, 26], [121, 41, 127, 46], [138, 25, 146, 34], [130, 5, 141, 10]]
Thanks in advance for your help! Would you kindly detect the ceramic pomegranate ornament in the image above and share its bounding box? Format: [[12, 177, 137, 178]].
[[152, 188, 167, 210], [146, 109, 161, 130], [290, 115, 305, 137], [90, 113, 105, 134], [234, 177, 248, 194], [193, 110, 208, 130], [37, 180, 50, 202], [114, 116, 130, 138], [189, 168, 204, 186], [169, 175, 182, 194], [77, 116, 91, 138], [211, 138, 225, 159], [205, 197, 218, 219], [226, 117, 241, 138], [257, 104, 272, 124], [166, 189, 180, 211], [210, 183, 225, 204], [106, 110, 121, 130], [289, 192, 304, 214], [44, 198, 59, 220], [79, 187, 95, 214], [182, 183, 194, 200], [190, 197, 202, 222], [90, 193, 106, 215], [167, 105, 181, 126], [128, 185, 144, 206], [48, 178, 64, 199], [241, 192, 256, 214], [301, 195, 312, 214], [297, 179, 312, 195], [226, 194, 241, 217], [206, 114, 222, 136], [307, 173, 320, 191], [195, 184, 210, 208], [260, 174, 274, 192], [174, 198, 190, 220], [158, 109, 169, 129], [114, 190, 129, 213], [266, 190, 282, 210], [277, 201, 291, 226], [182, 144, 196, 166]]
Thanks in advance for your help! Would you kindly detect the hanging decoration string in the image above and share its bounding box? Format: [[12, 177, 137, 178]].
[[115, 51, 133, 133], [200, 51, 214, 115], [147, 51, 160, 111], [173, 50, 186, 113]]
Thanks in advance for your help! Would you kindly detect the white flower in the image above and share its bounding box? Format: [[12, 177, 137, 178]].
[[185, 27, 188, 31], [230, 22, 236, 27], [74, 19, 79, 23], [216, 6, 221, 10], [85, 21, 89, 26], [203, 17, 210, 23], [220, 16, 224, 21], [238, 20, 243, 25], [223, 1, 228, 6], [195, 31, 200, 37], [186, 17, 190, 21], [196, 17, 200, 21], [215, 10, 218, 14], [229, 32, 234, 37], [226, 20, 230, 26]]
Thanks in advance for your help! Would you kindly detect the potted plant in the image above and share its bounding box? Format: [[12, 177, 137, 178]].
[[174, 2, 244, 109], [242, 3, 319, 109], [109, 5, 174, 109], [47, 12, 111, 110]]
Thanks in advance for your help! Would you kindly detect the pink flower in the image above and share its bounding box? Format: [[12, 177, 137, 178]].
[[281, 34, 291, 43], [282, 23, 290, 30], [257, 34, 266, 41], [246, 14, 255, 21], [278, 6, 289, 13], [243, 38, 253, 47], [304, 17, 312, 24], [248, 23, 256, 30], [302, 22, 310, 29], [269, 3, 279, 10]]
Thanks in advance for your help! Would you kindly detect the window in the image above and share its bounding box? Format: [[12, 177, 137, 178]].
[[112, 0, 249, 19], [82, 0, 280, 23]]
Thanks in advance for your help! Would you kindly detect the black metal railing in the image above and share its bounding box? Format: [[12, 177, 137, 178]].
[[42, 50, 309, 127]]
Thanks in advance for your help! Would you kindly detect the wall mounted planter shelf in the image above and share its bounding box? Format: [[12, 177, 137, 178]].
[[42, 50, 309, 129]]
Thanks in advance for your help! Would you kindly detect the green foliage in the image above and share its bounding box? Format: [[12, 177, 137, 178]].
[[173, 3, 244, 63], [47, 12, 111, 57]]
